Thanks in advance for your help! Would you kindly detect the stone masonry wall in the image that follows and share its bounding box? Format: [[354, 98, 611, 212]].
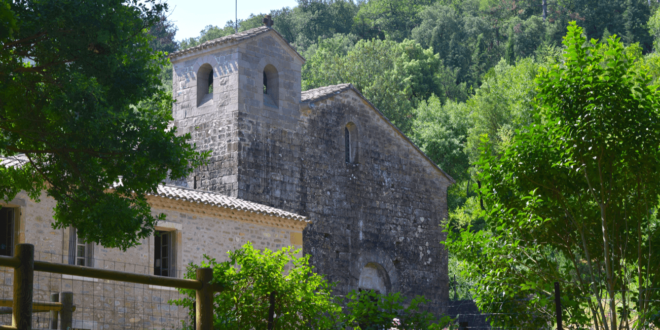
[[237, 88, 452, 313], [171, 45, 241, 195], [170, 27, 451, 314], [0, 191, 304, 329]]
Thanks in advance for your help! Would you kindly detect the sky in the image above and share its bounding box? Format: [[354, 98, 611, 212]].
[[165, 0, 299, 41]]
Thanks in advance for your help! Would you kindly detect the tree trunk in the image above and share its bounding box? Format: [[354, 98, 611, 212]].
[[543, 0, 547, 21]]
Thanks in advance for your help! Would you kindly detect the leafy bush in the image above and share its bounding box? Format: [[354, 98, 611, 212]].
[[171, 243, 453, 330], [172, 242, 342, 330]]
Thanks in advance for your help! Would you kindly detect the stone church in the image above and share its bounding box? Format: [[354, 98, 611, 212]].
[[169, 21, 454, 312]]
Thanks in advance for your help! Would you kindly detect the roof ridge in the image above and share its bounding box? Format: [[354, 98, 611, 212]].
[[170, 26, 305, 62]]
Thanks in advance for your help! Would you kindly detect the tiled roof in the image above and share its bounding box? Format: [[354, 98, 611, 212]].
[[169, 26, 305, 62], [300, 84, 456, 184], [150, 185, 308, 222], [0, 154, 29, 168], [0, 155, 308, 222]]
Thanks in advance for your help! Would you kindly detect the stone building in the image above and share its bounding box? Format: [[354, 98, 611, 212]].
[[168, 23, 454, 312], [0, 155, 309, 328]]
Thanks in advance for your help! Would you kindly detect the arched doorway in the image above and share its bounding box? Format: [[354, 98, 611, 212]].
[[357, 262, 390, 294]]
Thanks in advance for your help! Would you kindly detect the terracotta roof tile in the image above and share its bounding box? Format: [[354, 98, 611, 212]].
[[0, 155, 308, 222], [151, 185, 308, 222], [0, 154, 28, 168]]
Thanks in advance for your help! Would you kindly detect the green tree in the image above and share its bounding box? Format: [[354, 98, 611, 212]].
[[623, 0, 653, 51], [448, 22, 660, 329], [465, 57, 540, 163], [148, 13, 179, 54], [354, 0, 433, 41], [179, 24, 236, 50], [0, 0, 16, 42], [172, 243, 343, 330], [303, 38, 467, 134], [343, 289, 452, 330], [412, 96, 470, 183], [0, 0, 206, 249], [504, 26, 515, 64]]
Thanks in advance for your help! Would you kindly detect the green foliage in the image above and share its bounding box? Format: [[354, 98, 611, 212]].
[[465, 57, 540, 163], [172, 243, 342, 330], [0, 0, 206, 249], [172, 243, 451, 330], [447, 22, 660, 328], [354, 0, 433, 41], [411, 96, 470, 182], [0, 0, 16, 42], [179, 24, 236, 49], [343, 289, 453, 330], [303, 38, 467, 134], [148, 14, 179, 54], [623, 0, 653, 51], [648, 6, 660, 51], [504, 27, 515, 65]]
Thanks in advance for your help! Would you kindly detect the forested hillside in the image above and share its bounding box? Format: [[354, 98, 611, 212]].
[[151, 1, 660, 327], [152, 0, 658, 185]]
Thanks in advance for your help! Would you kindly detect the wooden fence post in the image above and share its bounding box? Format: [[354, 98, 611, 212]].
[[267, 291, 276, 330], [49, 293, 59, 329], [195, 268, 213, 330], [59, 292, 73, 330], [554, 282, 563, 330], [13, 244, 34, 330]]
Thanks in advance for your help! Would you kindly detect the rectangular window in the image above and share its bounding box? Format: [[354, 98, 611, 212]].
[[0, 208, 14, 257], [68, 227, 93, 267], [154, 231, 174, 277]]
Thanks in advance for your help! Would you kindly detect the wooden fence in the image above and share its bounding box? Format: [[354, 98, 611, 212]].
[[0, 244, 221, 330]]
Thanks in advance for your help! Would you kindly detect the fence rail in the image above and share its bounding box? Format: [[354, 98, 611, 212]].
[[0, 244, 221, 330]]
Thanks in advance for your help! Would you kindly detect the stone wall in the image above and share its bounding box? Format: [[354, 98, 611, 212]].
[[171, 44, 241, 195], [170, 27, 452, 315], [0, 191, 305, 329], [238, 89, 451, 313]]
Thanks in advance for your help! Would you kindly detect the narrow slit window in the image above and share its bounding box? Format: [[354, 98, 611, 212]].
[[345, 122, 358, 164], [0, 208, 14, 257], [345, 127, 350, 163]]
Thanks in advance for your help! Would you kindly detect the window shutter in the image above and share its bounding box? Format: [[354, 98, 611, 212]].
[[67, 227, 76, 265], [170, 231, 176, 278]]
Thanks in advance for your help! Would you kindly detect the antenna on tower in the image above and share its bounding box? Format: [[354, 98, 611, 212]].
[[235, 0, 238, 33]]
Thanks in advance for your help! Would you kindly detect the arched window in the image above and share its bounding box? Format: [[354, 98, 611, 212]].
[[197, 64, 214, 106], [345, 122, 358, 163], [262, 64, 279, 108]]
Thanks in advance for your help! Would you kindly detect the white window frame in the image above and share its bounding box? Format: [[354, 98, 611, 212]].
[[68, 227, 94, 267]]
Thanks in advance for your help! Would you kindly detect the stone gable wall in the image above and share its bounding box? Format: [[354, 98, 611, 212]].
[[237, 89, 451, 313]]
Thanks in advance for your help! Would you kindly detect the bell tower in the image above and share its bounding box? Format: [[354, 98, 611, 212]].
[[168, 23, 304, 195]]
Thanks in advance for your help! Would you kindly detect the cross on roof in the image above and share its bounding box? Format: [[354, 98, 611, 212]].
[[262, 14, 274, 28]]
